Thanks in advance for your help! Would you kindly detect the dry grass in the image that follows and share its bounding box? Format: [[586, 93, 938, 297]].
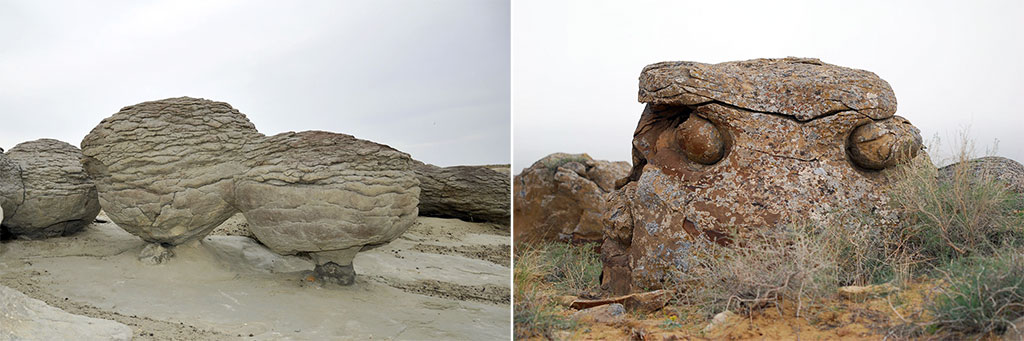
[[513, 242, 601, 339]]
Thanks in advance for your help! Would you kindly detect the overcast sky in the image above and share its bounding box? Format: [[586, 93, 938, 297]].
[[0, 0, 509, 167], [513, 0, 1024, 172]]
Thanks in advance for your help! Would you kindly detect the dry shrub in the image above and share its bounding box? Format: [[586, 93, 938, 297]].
[[676, 227, 839, 318], [889, 134, 1024, 267]]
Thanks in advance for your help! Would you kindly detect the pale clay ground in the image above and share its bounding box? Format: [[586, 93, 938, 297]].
[[0, 212, 511, 340]]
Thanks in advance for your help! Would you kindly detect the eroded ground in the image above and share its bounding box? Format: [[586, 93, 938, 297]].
[[0, 214, 511, 340]]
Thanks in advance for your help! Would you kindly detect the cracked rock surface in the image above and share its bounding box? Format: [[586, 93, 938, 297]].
[[1, 139, 100, 239], [603, 58, 925, 294], [81, 97, 261, 245], [514, 153, 629, 244], [414, 161, 510, 224]]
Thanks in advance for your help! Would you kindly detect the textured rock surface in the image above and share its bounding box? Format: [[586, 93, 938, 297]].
[[0, 284, 133, 341], [235, 131, 420, 283], [514, 153, 629, 244], [0, 139, 101, 239], [413, 161, 510, 224], [0, 152, 22, 224], [938, 156, 1024, 194], [81, 97, 262, 245], [603, 58, 924, 294]]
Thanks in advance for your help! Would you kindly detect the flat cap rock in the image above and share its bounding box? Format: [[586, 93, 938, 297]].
[[1, 139, 100, 238], [639, 57, 897, 121], [81, 97, 262, 245]]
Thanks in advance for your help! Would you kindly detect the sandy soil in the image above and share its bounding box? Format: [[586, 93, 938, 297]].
[[544, 282, 955, 340], [0, 213, 511, 340]]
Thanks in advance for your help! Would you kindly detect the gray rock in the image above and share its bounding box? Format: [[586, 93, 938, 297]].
[[138, 243, 174, 265], [81, 97, 262, 245], [0, 285, 133, 341], [0, 152, 24, 224], [939, 156, 1024, 194], [413, 161, 510, 224], [1, 139, 100, 239], [235, 131, 420, 284]]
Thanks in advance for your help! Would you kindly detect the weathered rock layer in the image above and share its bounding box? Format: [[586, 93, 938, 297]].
[[0, 139, 100, 239], [81, 97, 261, 245], [414, 161, 510, 224]]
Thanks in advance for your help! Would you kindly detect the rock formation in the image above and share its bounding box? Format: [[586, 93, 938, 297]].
[[81, 97, 261, 245], [938, 156, 1024, 194], [82, 97, 428, 284], [514, 153, 629, 244], [0, 139, 101, 239], [602, 58, 924, 294], [235, 131, 419, 285], [414, 161, 510, 224]]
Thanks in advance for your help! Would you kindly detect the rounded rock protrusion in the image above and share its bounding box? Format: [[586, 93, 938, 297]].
[[1, 139, 100, 238], [675, 115, 726, 165], [81, 97, 262, 245], [847, 117, 922, 170]]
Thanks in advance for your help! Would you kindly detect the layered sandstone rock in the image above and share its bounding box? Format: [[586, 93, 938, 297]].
[[938, 156, 1024, 194], [0, 152, 23, 224], [603, 58, 924, 294], [81, 97, 262, 245], [235, 131, 420, 285], [514, 153, 629, 244], [414, 161, 510, 224], [0, 139, 100, 239]]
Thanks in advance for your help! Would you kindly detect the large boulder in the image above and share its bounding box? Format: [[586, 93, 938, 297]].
[[414, 161, 510, 224], [514, 153, 629, 244], [602, 58, 924, 294], [235, 131, 420, 285], [0, 139, 101, 239], [938, 156, 1024, 194], [81, 97, 262, 245], [0, 152, 24, 225], [0, 285, 133, 341]]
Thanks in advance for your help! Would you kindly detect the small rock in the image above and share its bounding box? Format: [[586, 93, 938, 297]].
[[702, 310, 736, 333], [574, 303, 625, 324], [139, 243, 174, 265], [569, 289, 671, 314], [1003, 316, 1024, 341], [838, 283, 898, 300]]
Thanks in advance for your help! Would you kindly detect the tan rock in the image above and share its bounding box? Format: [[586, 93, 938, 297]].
[[81, 97, 261, 245], [1, 139, 100, 238], [602, 58, 924, 294], [573, 303, 625, 324], [513, 153, 629, 244], [569, 289, 672, 314], [235, 131, 420, 285], [837, 283, 898, 300]]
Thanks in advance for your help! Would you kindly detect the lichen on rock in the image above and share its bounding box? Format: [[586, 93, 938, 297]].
[[602, 58, 926, 294]]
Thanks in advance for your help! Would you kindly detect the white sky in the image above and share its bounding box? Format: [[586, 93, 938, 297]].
[[0, 0, 510, 167], [512, 0, 1024, 172]]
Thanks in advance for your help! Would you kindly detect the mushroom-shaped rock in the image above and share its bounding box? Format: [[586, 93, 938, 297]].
[[81, 97, 262, 245], [1, 139, 100, 238], [603, 58, 925, 294], [413, 161, 510, 224], [235, 131, 420, 285]]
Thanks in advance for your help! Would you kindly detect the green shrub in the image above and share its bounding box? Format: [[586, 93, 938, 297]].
[[513, 242, 601, 339], [928, 251, 1024, 336]]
